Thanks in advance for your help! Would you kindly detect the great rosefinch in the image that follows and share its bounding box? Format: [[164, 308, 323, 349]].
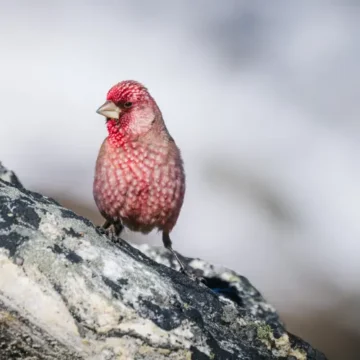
[[94, 80, 187, 273]]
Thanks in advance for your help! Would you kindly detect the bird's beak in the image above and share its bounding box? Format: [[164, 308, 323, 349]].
[[96, 100, 121, 119]]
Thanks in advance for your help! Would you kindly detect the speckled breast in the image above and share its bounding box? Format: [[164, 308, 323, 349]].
[[93, 139, 185, 233]]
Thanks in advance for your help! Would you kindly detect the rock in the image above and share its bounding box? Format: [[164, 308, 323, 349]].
[[0, 163, 327, 360], [0, 161, 23, 188]]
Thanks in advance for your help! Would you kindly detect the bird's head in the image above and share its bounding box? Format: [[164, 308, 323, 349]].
[[96, 80, 161, 144]]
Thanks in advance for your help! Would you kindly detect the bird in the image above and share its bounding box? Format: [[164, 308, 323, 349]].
[[93, 80, 187, 274]]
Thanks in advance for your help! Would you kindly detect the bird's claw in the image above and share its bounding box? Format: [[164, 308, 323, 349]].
[[109, 233, 123, 245], [181, 268, 205, 284], [96, 225, 122, 245], [96, 225, 108, 235]]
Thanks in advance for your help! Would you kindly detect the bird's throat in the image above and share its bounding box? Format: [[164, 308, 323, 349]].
[[106, 119, 130, 148]]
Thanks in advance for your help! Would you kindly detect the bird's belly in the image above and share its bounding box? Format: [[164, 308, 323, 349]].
[[93, 155, 184, 233]]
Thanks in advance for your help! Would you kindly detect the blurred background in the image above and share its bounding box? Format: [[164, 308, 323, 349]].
[[1, 1, 359, 358]]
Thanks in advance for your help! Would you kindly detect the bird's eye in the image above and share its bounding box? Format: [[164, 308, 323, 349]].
[[124, 102, 132, 108]]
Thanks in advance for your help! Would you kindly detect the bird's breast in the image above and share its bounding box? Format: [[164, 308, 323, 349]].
[[93, 140, 185, 231]]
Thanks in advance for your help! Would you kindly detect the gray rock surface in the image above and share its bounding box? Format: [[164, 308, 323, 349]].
[[0, 163, 327, 359], [0, 162, 22, 188]]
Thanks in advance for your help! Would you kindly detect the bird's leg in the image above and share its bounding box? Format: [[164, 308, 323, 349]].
[[96, 220, 123, 244], [114, 222, 124, 236], [106, 222, 124, 245], [102, 219, 111, 229], [162, 233, 204, 284], [162, 232, 192, 275], [96, 219, 111, 235]]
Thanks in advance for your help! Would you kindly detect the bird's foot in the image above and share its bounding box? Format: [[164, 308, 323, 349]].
[[109, 229, 124, 246], [96, 225, 123, 245], [180, 268, 205, 284], [96, 225, 108, 236], [109, 233, 123, 245]]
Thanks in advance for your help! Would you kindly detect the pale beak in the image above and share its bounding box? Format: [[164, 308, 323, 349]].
[[96, 100, 121, 119]]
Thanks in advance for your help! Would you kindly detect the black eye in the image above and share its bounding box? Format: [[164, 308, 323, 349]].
[[124, 101, 132, 108]]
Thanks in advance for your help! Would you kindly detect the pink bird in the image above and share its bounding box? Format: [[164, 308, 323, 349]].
[[93, 80, 187, 273]]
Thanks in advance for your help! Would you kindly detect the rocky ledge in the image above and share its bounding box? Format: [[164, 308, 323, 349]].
[[0, 162, 327, 359]]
